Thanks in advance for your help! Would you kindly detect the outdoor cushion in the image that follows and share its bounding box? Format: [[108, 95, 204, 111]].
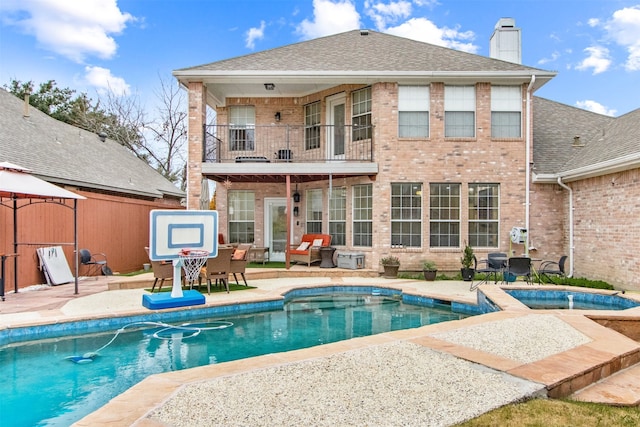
[[296, 242, 310, 251], [232, 249, 246, 260], [312, 238, 324, 247]]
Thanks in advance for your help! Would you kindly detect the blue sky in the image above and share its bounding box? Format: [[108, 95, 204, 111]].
[[1, 0, 639, 117]]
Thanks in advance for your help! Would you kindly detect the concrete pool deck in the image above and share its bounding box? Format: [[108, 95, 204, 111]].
[[2, 268, 640, 425]]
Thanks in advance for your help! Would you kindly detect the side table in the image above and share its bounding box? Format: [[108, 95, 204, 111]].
[[248, 247, 269, 264], [319, 246, 336, 268]]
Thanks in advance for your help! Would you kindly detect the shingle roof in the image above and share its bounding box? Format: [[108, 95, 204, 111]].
[[177, 29, 548, 74], [0, 89, 184, 199], [533, 97, 640, 177]]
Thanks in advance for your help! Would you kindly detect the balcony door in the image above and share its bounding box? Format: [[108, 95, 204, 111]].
[[264, 198, 293, 262], [326, 93, 345, 160]]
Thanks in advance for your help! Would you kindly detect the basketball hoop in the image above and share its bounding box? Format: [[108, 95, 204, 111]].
[[178, 249, 209, 285]]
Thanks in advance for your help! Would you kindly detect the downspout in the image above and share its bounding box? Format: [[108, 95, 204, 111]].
[[525, 75, 535, 256], [556, 177, 574, 277]]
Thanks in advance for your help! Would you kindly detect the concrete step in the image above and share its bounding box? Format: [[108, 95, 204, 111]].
[[571, 363, 640, 406]]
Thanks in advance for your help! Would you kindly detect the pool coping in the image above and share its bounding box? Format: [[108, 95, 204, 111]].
[[62, 281, 640, 426]]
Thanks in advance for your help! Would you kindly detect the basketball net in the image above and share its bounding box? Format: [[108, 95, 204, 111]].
[[178, 249, 209, 285]]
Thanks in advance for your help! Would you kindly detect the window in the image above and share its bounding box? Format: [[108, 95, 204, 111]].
[[391, 183, 422, 247], [306, 189, 323, 233], [229, 106, 255, 151], [228, 191, 255, 243], [468, 184, 499, 247], [491, 86, 521, 138], [429, 183, 460, 247], [304, 102, 321, 150], [444, 86, 475, 138], [352, 87, 372, 141], [398, 86, 429, 138], [329, 187, 346, 246], [352, 184, 372, 247]]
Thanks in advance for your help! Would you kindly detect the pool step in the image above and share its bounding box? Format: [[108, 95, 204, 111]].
[[570, 362, 640, 406]]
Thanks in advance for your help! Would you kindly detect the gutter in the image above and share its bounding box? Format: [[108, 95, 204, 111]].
[[525, 75, 535, 256], [556, 177, 574, 277]]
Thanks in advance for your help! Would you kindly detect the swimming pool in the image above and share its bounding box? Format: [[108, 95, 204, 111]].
[[0, 287, 473, 426], [504, 289, 640, 311]]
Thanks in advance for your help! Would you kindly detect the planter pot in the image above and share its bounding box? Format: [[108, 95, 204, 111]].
[[423, 270, 437, 281], [382, 264, 400, 278], [461, 268, 475, 282]]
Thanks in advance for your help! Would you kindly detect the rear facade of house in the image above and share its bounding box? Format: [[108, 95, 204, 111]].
[[175, 22, 640, 289]]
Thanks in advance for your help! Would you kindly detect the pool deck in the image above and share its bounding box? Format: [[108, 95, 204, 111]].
[[2, 267, 640, 425]]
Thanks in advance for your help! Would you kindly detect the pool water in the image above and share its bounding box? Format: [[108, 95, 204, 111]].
[[0, 293, 467, 426], [505, 289, 640, 311]]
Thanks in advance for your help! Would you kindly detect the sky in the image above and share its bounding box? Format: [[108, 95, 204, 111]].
[[0, 0, 639, 118]]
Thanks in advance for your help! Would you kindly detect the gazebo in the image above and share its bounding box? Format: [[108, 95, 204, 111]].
[[0, 161, 85, 300]]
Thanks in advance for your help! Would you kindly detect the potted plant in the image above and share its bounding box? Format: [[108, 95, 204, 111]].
[[422, 260, 438, 281], [380, 255, 400, 278], [460, 242, 475, 281]]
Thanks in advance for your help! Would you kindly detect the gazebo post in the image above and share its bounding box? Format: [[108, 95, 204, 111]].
[[74, 198, 79, 295], [13, 196, 18, 293]]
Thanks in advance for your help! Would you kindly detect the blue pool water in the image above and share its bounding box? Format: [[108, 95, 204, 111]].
[[505, 289, 639, 311], [0, 290, 469, 426]]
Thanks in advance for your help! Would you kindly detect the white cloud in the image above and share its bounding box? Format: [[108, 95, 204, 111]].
[[603, 6, 640, 71], [385, 17, 478, 53], [538, 51, 560, 65], [575, 100, 616, 116], [365, 0, 412, 31], [0, 0, 134, 63], [296, 0, 361, 40], [84, 66, 130, 96], [246, 21, 266, 49], [575, 46, 611, 74]]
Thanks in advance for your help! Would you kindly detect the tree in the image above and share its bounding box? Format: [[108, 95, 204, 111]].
[[7, 79, 77, 123]]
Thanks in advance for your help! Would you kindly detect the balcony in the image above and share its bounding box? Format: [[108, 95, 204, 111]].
[[203, 124, 374, 163]]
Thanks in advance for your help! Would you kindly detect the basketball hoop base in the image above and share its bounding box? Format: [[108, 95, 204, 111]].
[[142, 290, 205, 310]]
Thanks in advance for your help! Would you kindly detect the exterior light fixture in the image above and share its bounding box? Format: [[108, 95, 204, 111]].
[[293, 183, 301, 203], [264, 83, 275, 90], [293, 206, 299, 217], [275, 112, 281, 121]]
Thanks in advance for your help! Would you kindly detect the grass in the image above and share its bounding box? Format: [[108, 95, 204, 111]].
[[247, 261, 286, 268], [456, 398, 640, 426]]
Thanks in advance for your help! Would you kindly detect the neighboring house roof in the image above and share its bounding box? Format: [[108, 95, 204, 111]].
[[533, 97, 640, 182], [174, 29, 556, 104], [0, 88, 184, 199]]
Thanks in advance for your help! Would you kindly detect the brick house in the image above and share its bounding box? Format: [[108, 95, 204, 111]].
[[174, 23, 639, 290]]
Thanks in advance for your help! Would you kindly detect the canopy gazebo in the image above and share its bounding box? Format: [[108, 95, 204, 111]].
[[0, 162, 85, 300]]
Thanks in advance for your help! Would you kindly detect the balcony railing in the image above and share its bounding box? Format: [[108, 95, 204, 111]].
[[203, 124, 374, 163]]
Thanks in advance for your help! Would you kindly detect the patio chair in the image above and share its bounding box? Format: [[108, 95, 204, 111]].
[[230, 244, 251, 286], [199, 247, 234, 294], [470, 253, 506, 291], [538, 255, 567, 285], [506, 257, 533, 285], [144, 247, 183, 292], [79, 248, 111, 276], [290, 234, 332, 266]]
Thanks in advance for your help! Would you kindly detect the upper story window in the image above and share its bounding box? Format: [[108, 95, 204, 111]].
[[352, 87, 372, 141], [398, 86, 429, 138], [304, 101, 321, 150], [229, 106, 255, 151], [491, 86, 522, 138], [444, 86, 475, 138]]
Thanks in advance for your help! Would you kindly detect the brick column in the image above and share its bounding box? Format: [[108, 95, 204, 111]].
[[187, 81, 205, 209]]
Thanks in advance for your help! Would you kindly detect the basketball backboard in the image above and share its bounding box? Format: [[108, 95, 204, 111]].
[[149, 210, 218, 261]]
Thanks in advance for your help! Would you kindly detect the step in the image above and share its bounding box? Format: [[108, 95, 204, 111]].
[[571, 363, 640, 406]]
